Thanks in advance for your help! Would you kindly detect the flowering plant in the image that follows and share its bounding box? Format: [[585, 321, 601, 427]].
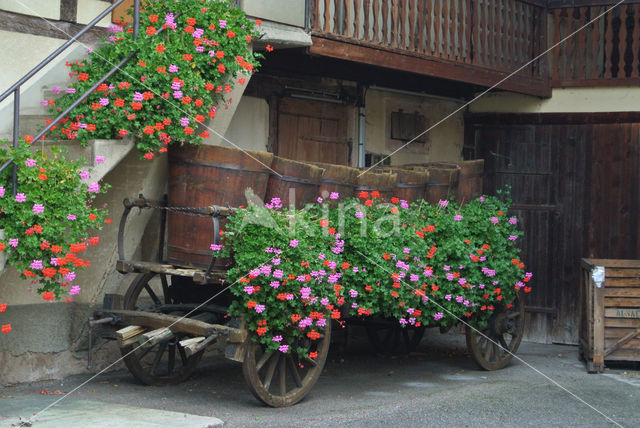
[[48, 0, 263, 158], [0, 140, 109, 300], [222, 191, 532, 359]]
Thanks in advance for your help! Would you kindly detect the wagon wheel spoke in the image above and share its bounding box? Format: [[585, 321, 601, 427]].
[[466, 292, 525, 370], [120, 273, 205, 385], [160, 274, 170, 304], [144, 284, 161, 306], [178, 343, 188, 366], [151, 343, 167, 375], [278, 357, 287, 396], [262, 352, 280, 390], [256, 350, 274, 372], [499, 334, 509, 351], [243, 322, 331, 407], [304, 356, 318, 367], [287, 355, 303, 388], [167, 343, 176, 375], [137, 345, 153, 360]]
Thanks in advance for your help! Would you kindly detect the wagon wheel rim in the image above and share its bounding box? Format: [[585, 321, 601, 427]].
[[243, 322, 331, 407], [366, 322, 425, 355], [120, 273, 204, 386], [466, 292, 525, 371]]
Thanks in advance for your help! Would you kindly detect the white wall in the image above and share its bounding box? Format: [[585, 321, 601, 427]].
[[470, 87, 640, 113], [365, 88, 464, 165], [222, 95, 269, 152]]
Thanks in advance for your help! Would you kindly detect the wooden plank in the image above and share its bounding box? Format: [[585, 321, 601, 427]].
[[141, 327, 174, 348], [604, 288, 640, 298], [417, 0, 425, 53], [187, 335, 218, 357], [593, 282, 605, 365], [309, 36, 550, 96], [604, 7, 614, 78], [590, 5, 600, 79], [372, 0, 380, 43], [602, 350, 640, 360], [552, 8, 562, 81], [116, 325, 145, 340], [465, 112, 640, 125], [605, 298, 640, 307], [324, 0, 332, 32], [362, 0, 370, 40], [632, 4, 640, 78], [618, 4, 628, 78], [353, 0, 360, 38], [605, 308, 640, 319], [381, 0, 388, 44], [605, 327, 640, 338], [605, 317, 640, 328], [576, 7, 588, 80], [408, 0, 415, 51], [605, 330, 640, 356], [434, 0, 441, 57], [103, 309, 246, 342], [605, 280, 640, 290], [178, 336, 206, 348]]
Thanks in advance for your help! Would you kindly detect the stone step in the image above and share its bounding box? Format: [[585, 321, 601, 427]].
[[1, 135, 134, 183]]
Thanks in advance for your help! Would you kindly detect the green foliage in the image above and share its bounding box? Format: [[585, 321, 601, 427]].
[[222, 191, 532, 359], [48, 0, 263, 157], [0, 140, 109, 299]]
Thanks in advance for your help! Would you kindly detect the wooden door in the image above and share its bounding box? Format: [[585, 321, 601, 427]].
[[276, 97, 354, 165], [472, 124, 569, 343], [468, 115, 640, 344]]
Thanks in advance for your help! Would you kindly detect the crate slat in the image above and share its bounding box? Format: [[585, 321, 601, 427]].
[[580, 258, 640, 372]]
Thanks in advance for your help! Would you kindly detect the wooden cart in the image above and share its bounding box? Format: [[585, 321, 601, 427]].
[[90, 196, 526, 407]]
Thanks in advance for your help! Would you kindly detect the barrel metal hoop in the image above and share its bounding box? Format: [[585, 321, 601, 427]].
[[395, 183, 426, 188], [354, 186, 396, 192], [271, 174, 319, 185], [321, 178, 358, 187], [169, 157, 270, 175]]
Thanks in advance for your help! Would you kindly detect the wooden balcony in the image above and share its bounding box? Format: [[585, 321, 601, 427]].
[[549, 2, 640, 87], [308, 0, 550, 97]]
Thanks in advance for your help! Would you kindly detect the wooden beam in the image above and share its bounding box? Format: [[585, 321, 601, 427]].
[[0, 10, 106, 42], [465, 112, 640, 125], [141, 327, 174, 348], [604, 328, 640, 356], [102, 309, 246, 342], [548, 0, 640, 8], [309, 36, 551, 97]]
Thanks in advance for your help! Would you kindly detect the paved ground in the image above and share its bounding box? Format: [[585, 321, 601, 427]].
[[1, 327, 639, 427]]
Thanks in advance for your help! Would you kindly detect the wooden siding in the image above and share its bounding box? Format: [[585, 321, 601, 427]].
[[466, 113, 640, 344], [308, 0, 549, 97], [549, 3, 640, 86]]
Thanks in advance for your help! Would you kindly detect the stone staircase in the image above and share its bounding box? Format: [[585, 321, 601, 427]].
[[1, 86, 134, 183]]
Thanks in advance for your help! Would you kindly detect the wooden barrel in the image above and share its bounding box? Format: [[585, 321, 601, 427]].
[[355, 169, 397, 200], [373, 167, 430, 203], [167, 144, 274, 268], [265, 156, 325, 209], [456, 159, 484, 204], [312, 161, 359, 200], [406, 162, 460, 205]]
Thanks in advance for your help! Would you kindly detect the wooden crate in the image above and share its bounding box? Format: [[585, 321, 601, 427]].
[[580, 259, 640, 373]]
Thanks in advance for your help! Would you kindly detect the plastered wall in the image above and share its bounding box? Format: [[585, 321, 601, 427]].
[[365, 88, 464, 165]]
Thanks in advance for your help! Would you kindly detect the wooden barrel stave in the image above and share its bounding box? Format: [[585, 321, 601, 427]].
[[167, 145, 274, 268]]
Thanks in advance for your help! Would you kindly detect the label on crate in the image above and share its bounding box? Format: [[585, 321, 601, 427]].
[[609, 308, 640, 319]]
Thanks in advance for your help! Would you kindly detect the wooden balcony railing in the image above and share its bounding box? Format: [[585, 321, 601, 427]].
[[308, 0, 549, 97], [549, 2, 640, 87]]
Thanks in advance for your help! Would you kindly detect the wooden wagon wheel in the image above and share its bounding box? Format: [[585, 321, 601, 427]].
[[242, 322, 331, 407], [466, 292, 525, 370], [120, 272, 205, 385], [365, 321, 425, 355]]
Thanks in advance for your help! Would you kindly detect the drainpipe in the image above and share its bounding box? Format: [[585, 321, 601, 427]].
[[357, 85, 367, 168]]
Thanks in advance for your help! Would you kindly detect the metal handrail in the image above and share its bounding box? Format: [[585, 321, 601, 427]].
[[0, 0, 140, 195]]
